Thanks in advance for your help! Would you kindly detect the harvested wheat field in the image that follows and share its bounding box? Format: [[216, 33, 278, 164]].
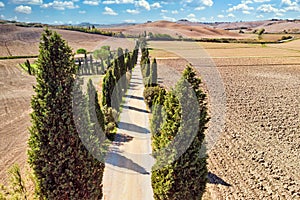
[[149, 40, 300, 199], [0, 59, 35, 183], [0, 24, 135, 57]]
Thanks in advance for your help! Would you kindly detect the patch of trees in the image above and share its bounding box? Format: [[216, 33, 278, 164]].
[[28, 29, 106, 199], [148, 32, 174, 41], [56, 25, 115, 37]]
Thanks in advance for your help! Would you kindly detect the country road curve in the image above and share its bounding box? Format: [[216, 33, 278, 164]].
[[102, 53, 155, 200]]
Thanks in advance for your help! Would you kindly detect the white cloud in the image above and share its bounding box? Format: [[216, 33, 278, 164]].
[[151, 2, 161, 8], [102, 0, 133, 4], [124, 19, 135, 23], [256, 14, 264, 18], [201, 0, 213, 7], [54, 20, 63, 24], [0, 1, 4, 7], [162, 15, 176, 21], [243, 10, 251, 14], [253, 0, 270, 2], [0, 14, 4, 18], [126, 9, 139, 14], [15, 5, 32, 14], [228, 13, 235, 17], [227, 3, 254, 12], [281, 0, 300, 11], [12, 0, 42, 5], [41, 1, 79, 10], [243, 0, 253, 4], [83, 0, 99, 5], [187, 13, 196, 18], [257, 4, 284, 13], [103, 6, 118, 15], [187, 13, 197, 22], [135, 0, 150, 10], [161, 9, 168, 13], [79, 10, 86, 14], [195, 6, 205, 10], [217, 14, 224, 18], [171, 10, 178, 14], [282, 0, 297, 6], [200, 17, 206, 21]]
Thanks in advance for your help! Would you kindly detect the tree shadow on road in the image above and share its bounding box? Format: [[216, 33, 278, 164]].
[[208, 172, 231, 186], [118, 121, 150, 134], [112, 133, 134, 146], [106, 152, 150, 175], [125, 94, 144, 101], [121, 105, 149, 113]]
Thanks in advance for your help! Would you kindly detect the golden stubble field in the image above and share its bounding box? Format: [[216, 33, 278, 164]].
[[149, 40, 300, 199]]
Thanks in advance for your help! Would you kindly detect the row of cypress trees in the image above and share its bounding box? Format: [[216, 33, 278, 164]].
[[102, 43, 139, 111], [149, 64, 209, 199], [28, 29, 139, 199], [140, 45, 158, 87]]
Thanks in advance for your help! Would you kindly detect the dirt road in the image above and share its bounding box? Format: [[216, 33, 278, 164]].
[[102, 55, 154, 200]]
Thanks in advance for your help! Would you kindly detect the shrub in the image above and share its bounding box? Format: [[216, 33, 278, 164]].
[[143, 86, 166, 109], [76, 48, 87, 54], [281, 35, 293, 40]]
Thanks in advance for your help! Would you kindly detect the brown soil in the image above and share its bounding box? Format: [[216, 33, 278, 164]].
[[0, 59, 35, 183], [0, 24, 110, 57], [149, 41, 300, 199]]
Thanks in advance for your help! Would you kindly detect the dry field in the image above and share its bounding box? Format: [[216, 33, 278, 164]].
[[149, 41, 300, 199], [0, 59, 35, 183], [0, 24, 135, 57]]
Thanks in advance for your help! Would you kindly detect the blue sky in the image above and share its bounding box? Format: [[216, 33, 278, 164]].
[[0, 0, 299, 24]]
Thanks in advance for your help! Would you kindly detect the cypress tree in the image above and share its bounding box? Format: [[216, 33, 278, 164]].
[[90, 54, 94, 74], [150, 88, 166, 152], [151, 58, 158, 86], [87, 79, 105, 133], [102, 69, 115, 107], [25, 59, 31, 75], [151, 65, 209, 200], [28, 29, 105, 199], [84, 53, 89, 74]]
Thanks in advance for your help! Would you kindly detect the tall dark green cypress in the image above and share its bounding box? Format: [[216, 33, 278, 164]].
[[151, 65, 209, 200], [151, 58, 158, 86], [87, 79, 105, 134], [102, 69, 116, 107], [28, 29, 104, 199]]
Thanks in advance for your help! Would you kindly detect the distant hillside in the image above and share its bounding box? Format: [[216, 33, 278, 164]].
[[205, 19, 300, 33], [0, 24, 109, 57], [102, 20, 242, 39]]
